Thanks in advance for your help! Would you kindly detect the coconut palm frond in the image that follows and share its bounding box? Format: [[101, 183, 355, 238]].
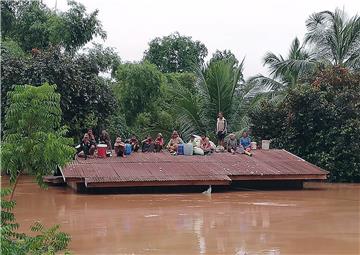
[[166, 84, 206, 140], [247, 74, 286, 92], [305, 9, 360, 68]]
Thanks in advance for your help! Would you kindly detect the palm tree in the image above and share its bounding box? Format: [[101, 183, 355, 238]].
[[168, 58, 257, 140], [248, 37, 316, 95], [305, 9, 360, 70]]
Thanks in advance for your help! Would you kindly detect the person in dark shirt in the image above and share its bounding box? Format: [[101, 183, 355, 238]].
[[130, 134, 140, 152], [142, 135, 155, 152], [87, 129, 96, 143], [78, 133, 96, 159]]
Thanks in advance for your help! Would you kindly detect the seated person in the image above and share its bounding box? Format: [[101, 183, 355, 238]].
[[142, 135, 155, 152], [114, 137, 126, 157], [240, 131, 251, 151], [154, 133, 164, 152], [200, 134, 213, 154], [99, 129, 112, 151], [189, 134, 204, 155], [130, 134, 140, 152], [78, 133, 96, 159], [87, 129, 96, 143], [167, 130, 184, 153], [226, 133, 238, 154]]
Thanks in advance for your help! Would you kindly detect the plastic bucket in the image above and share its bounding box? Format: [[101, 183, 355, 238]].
[[262, 140, 270, 150], [125, 143, 132, 155], [177, 144, 184, 155], [97, 144, 107, 158], [250, 142, 257, 150], [184, 143, 194, 156]]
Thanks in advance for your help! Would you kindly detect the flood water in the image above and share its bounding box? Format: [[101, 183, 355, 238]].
[[2, 176, 359, 255]]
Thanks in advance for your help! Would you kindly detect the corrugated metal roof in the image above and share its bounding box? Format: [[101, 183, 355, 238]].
[[61, 149, 328, 187]]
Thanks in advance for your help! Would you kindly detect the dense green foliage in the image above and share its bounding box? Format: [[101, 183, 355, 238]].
[[1, 0, 105, 52], [114, 62, 163, 125], [167, 58, 256, 140], [144, 32, 208, 73], [1, 46, 118, 139], [249, 67, 360, 182], [1, 84, 75, 186], [1, 188, 71, 255]]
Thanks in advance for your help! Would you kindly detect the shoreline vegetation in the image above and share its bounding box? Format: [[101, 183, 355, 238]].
[[0, 1, 359, 254]]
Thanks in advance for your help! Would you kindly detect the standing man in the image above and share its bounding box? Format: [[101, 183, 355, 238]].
[[216, 112, 227, 147]]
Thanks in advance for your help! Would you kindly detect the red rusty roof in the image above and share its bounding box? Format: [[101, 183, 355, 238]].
[[61, 149, 328, 187]]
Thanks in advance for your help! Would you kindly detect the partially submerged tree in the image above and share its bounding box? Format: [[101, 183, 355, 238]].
[[1, 188, 71, 255], [1, 83, 75, 199]]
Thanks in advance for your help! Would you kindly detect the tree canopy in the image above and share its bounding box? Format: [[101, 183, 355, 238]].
[[144, 32, 208, 73], [1, 83, 75, 192], [1, 0, 106, 52]]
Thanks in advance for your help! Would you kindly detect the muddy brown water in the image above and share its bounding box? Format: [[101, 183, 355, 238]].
[[1, 176, 359, 255]]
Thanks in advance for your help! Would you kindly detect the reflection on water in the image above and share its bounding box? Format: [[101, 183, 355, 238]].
[[2, 176, 359, 255]]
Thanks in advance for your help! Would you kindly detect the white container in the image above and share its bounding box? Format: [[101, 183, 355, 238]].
[[250, 142, 257, 150], [262, 140, 270, 150], [184, 143, 194, 156]]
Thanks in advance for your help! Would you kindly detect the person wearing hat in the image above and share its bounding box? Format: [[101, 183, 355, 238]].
[[154, 133, 164, 152], [167, 130, 184, 154], [114, 137, 126, 157], [226, 133, 238, 154]]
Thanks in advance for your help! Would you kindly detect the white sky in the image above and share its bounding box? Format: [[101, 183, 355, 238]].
[[44, 0, 360, 78]]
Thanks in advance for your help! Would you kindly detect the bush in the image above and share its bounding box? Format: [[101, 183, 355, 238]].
[[249, 67, 360, 182]]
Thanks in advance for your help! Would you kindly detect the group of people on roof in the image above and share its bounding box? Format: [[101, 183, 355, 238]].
[[76, 112, 253, 159]]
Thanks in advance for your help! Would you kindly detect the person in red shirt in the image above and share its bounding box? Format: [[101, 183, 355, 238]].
[[200, 133, 213, 155], [154, 133, 164, 152]]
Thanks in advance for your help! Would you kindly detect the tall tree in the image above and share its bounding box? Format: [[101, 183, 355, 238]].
[[144, 32, 208, 73], [248, 38, 316, 98], [1, 0, 106, 52], [113, 62, 163, 125], [1, 84, 75, 199], [305, 9, 360, 70], [1, 47, 118, 139], [209, 49, 239, 67]]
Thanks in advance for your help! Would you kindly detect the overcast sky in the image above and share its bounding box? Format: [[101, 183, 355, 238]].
[[44, 0, 359, 78]]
